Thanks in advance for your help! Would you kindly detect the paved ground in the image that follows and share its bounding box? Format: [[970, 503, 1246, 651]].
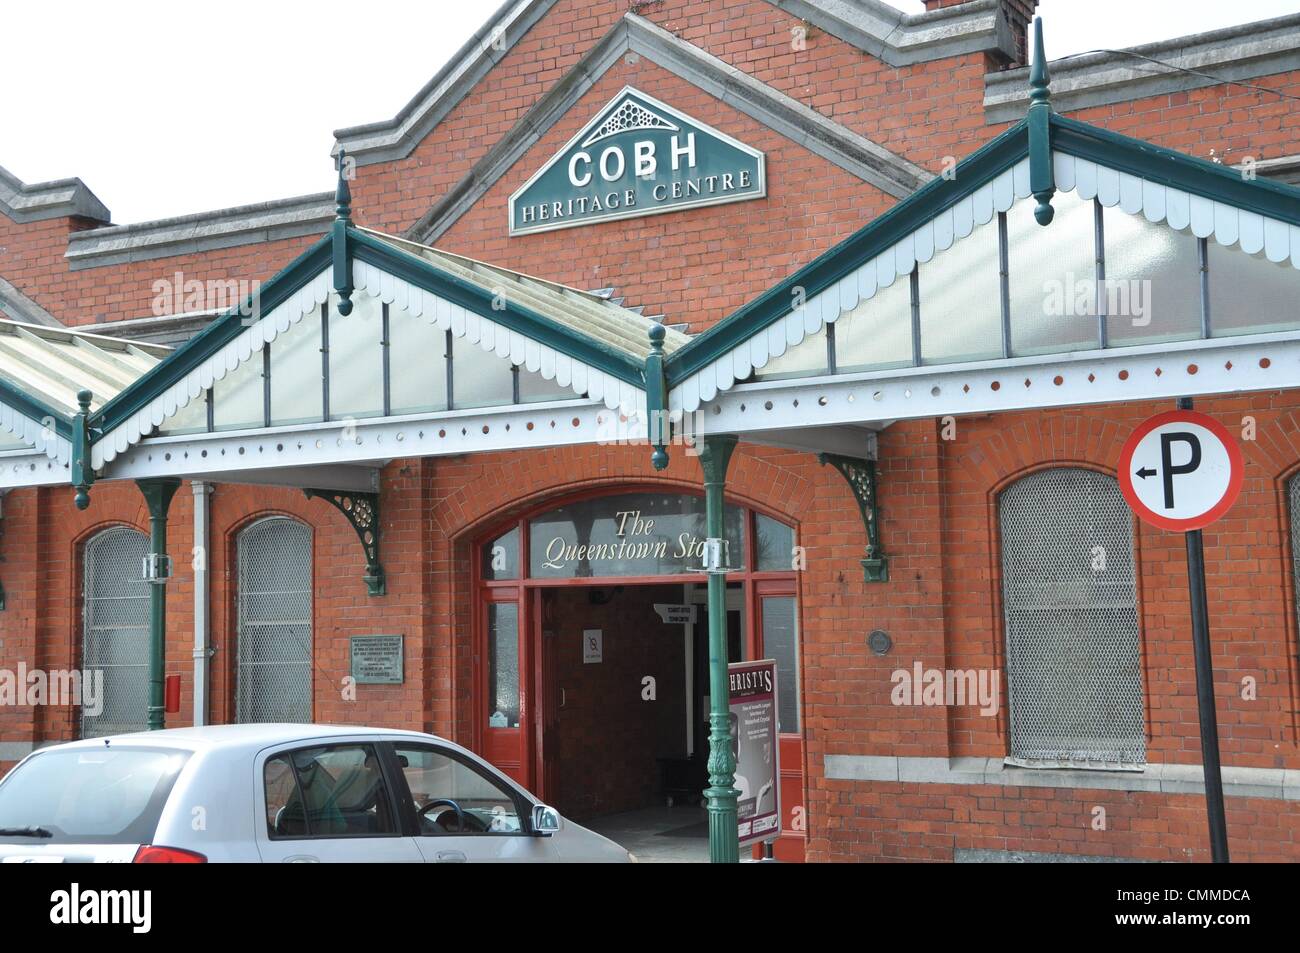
[[586, 804, 709, 863]]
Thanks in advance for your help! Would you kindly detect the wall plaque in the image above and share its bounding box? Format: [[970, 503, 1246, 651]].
[[350, 635, 404, 685]]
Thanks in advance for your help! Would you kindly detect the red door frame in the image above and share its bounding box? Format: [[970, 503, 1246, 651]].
[[470, 485, 808, 859], [752, 577, 805, 862]]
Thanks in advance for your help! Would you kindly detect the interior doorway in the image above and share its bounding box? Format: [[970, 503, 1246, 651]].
[[473, 487, 806, 861], [535, 581, 746, 817]]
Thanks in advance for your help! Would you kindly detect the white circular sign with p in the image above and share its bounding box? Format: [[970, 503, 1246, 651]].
[[1118, 410, 1243, 532]]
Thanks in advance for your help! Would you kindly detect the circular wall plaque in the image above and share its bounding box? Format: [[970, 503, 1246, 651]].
[[867, 629, 892, 656]]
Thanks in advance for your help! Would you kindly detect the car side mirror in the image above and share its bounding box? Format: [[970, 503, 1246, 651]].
[[531, 804, 563, 836]]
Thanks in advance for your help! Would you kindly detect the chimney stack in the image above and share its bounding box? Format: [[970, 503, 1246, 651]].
[[923, 0, 1041, 66]]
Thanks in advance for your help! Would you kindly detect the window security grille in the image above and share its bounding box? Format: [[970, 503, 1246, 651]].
[[999, 468, 1145, 767], [237, 517, 313, 723], [82, 527, 151, 738]]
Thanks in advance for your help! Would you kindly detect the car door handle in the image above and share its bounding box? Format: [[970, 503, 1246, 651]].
[[435, 850, 467, 863], [283, 854, 320, 863]]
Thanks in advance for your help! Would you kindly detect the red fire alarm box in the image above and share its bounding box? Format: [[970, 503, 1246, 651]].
[[165, 674, 181, 714]]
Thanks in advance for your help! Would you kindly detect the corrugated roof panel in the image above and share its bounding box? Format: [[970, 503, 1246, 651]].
[[358, 228, 689, 361], [0, 318, 168, 417]]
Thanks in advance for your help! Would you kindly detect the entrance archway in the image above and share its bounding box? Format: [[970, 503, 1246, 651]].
[[472, 486, 806, 860]]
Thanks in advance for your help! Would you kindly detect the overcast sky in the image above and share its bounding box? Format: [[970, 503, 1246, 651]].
[[2, 0, 1297, 224]]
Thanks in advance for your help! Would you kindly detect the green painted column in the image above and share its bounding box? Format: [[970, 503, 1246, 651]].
[[138, 478, 181, 731], [700, 434, 739, 863]]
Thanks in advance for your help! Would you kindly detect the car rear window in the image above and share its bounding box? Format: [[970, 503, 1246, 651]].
[[0, 747, 190, 845]]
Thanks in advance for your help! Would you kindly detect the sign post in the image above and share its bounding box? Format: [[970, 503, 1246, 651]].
[[1118, 399, 1243, 863]]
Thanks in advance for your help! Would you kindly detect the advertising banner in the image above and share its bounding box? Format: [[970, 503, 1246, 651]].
[[729, 658, 781, 847]]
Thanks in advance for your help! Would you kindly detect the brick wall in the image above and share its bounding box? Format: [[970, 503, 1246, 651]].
[[804, 392, 1300, 862], [3, 391, 1300, 859]]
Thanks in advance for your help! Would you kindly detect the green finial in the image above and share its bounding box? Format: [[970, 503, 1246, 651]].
[[1027, 16, 1056, 225], [335, 149, 352, 222], [1029, 16, 1050, 108], [646, 322, 670, 471], [332, 149, 355, 316], [73, 389, 94, 510]]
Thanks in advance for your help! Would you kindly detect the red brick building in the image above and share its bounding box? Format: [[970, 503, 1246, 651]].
[[2, 0, 1300, 862]]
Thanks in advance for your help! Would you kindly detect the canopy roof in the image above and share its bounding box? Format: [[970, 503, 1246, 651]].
[[358, 228, 685, 363], [660, 110, 1300, 414], [83, 222, 685, 471], [0, 318, 167, 462]]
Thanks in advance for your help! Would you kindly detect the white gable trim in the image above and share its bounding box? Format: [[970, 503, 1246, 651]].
[[93, 271, 332, 468], [1053, 152, 1300, 264], [0, 405, 64, 463], [352, 260, 645, 416], [670, 158, 1032, 413], [671, 148, 1300, 414], [93, 263, 646, 468]]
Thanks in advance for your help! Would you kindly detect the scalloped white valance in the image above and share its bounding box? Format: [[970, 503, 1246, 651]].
[[93, 264, 646, 467], [670, 150, 1300, 413]]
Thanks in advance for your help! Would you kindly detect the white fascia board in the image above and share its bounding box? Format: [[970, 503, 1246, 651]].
[[94, 398, 654, 484], [692, 331, 1300, 436], [0, 450, 70, 489]]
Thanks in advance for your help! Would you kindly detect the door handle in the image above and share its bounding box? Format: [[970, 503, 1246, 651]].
[[436, 850, 467, 863], [283, 854, 319, 863]]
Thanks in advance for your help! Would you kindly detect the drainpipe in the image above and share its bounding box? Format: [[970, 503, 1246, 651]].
[[137, 479, 180, 731], [191, 481, 211, 726]]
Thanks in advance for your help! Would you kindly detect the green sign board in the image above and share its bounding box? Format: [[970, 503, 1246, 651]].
[[510, 86, 766, 235]]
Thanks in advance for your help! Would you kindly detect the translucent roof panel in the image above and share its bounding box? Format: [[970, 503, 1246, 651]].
[[358, 229, 690, 362], [0, 318, 169, 417]]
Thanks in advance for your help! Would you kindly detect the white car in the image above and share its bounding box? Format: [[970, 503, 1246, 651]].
[[0, 724, 632, 863]]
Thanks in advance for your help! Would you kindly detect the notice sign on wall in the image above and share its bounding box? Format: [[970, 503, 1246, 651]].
[[509, 86, 765, 235], [350, 635, 404, 685], [583, 629, 603, 664], [729, 658, 781, 847]]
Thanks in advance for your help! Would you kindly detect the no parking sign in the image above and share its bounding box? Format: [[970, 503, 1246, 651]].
[[1118, 409, 1243, 531], [1117, 404, 1243, 863]]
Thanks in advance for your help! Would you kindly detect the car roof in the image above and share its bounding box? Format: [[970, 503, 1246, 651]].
[[33, 723, 445, 755]]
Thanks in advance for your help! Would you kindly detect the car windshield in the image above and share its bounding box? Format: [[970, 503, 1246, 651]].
[[0, 747, 190, 845]]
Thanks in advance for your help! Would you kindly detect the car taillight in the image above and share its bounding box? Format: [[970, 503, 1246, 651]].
[[133, 845, 207, 863]]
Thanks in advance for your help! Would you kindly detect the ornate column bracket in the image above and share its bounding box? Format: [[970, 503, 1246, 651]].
[[819, 453, 889, 583], [303, 488, 385, 596]]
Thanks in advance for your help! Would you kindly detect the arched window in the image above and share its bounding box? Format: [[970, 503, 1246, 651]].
[[999, 468, 1145, 766], [82, 526, 151, 738], [236, 517, 312, 723]]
